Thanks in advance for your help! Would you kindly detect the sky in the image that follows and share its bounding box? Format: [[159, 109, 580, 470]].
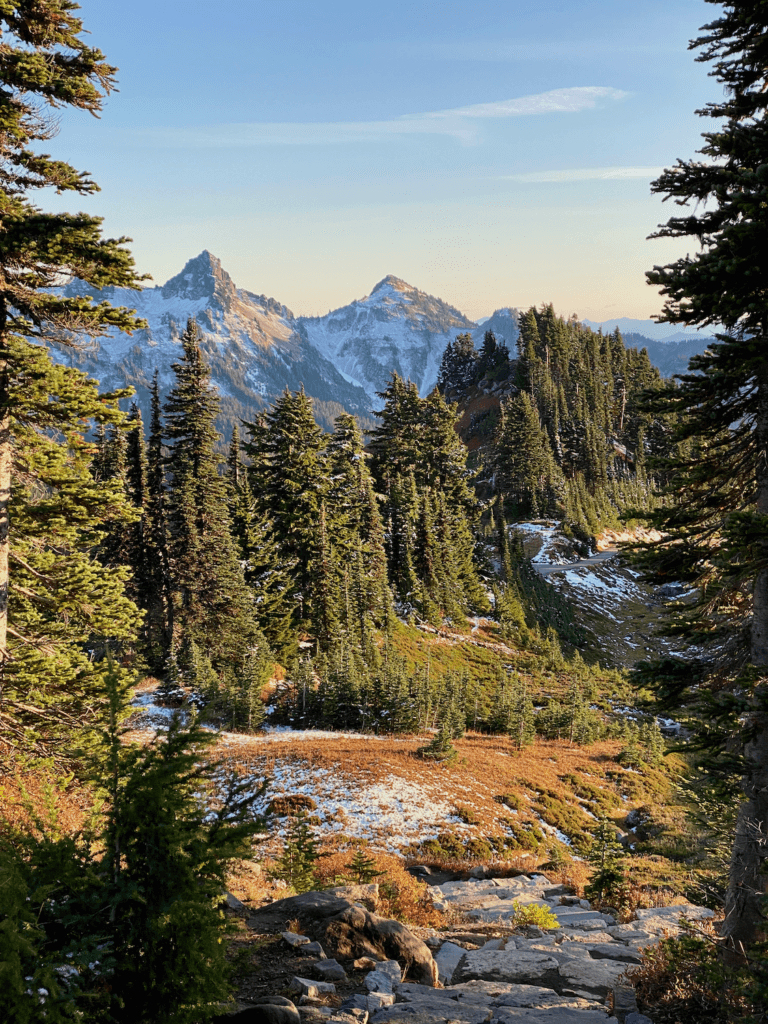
[[50, 0, 722, 322]]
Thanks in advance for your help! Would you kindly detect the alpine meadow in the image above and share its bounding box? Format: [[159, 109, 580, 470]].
[[2, 2, 768, 1023]]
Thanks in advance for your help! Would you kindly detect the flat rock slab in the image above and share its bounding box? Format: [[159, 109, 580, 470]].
[[453, 950, 561, 988], [447, 981, 600, 1009], [371, 1005, 490, 1024], [586, 944, 642, 964], [492, 1009, 618, 1024], [557, 958, 629, 998], [435, 941, 469, 984]]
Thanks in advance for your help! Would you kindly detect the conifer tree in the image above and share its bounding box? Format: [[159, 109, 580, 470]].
[[227, 424, 295, 657], [632, 0, 768, 952], [0, 2, 146, 691], [247, 387, 327, 629], [164, 319, 260, 672]]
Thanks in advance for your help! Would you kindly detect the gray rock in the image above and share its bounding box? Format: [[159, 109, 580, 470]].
[[340, 994, 370, 1014], [328, 1013, 369, 1024], [289, 977, 337, 998], [492, 1010, 618, 1024], [445, 981, 599, 1009], [634, 904, 713, 923], [225, 892, 249, 914], [248, 891, 354, 932], [302, 942, 327, 957], [376, 960, 403, 985], [587, 944, 642, 964], [551, 909, 612, 927], [370, 1003, 491, 1024], [453, 950, 562, 988], [213, 998, 301, 1024], [435, 941, 468, 984], [469, 865, 487, 879], [365, 970, 395, 995], [557, 957, 629, 997], [314, 959, 347, 982], [366, 992, 395, 1011], [281, 931, 311, 948], [625, 1015, 654, 1024]]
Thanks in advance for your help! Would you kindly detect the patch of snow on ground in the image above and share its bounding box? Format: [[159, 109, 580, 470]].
[[234, 760, 470, 852]]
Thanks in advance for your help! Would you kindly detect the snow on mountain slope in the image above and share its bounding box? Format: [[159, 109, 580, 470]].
[[470, 307, 520, 353], [50, 251, 373, 436], [298, 275, 476, 400]]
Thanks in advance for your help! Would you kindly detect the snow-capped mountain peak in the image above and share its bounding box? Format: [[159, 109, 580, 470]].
[[299, 277, 476, 399]]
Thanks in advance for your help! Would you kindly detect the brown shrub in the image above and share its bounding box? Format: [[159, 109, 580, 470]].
[[267, 794, 317, 816]]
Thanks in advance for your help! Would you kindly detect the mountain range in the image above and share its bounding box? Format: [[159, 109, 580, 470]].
[[49, 250, 709, 437]]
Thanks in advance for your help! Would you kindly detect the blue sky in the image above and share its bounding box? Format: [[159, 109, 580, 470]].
[[55, 0, 720, 320]]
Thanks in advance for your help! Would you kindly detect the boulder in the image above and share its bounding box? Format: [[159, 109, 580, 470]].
[[557, 957, 629, 998], [365, 970, 395, 995], [331, 884, 380, 911], [452, 950, 562, 988], [366, 992, 396, 1011], [213, 997, 301, 1024], [434, 941, 467, 984], [281, 931, 311, 948], [369, 1004, 490, 1024], [289, 977, 337, 999], [493, 1010, 618, 1024], [301, 941, 326, 957], [247, 891, 354, 933], [314, 959, 348, 982], [322, 905, 437, 986]]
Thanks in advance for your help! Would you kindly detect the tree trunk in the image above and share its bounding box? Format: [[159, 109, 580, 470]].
[[0, 408, 10, 682], [723, 356, 768, 955]]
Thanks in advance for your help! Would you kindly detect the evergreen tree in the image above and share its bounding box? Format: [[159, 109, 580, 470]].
[[0, 2, 145, 692], [246, 387, 326, 629], [164, 319, 261, 674], [585, 818, 628, 908], [271, 810, 321, 894], [227, 424, 295, 658], [633, 0, 768, 952]]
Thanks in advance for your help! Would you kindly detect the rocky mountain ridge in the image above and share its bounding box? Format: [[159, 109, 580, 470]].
[[52, 251, 373, 435], [48, 251, 705, 437]]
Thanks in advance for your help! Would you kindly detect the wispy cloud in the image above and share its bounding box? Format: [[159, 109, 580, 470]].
[[498, 166, 663, 183], [137, 87, 627, 148]]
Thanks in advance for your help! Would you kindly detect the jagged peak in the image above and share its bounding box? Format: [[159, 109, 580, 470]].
[[370, 275, 418, 296], [161, 250, 236, 306]]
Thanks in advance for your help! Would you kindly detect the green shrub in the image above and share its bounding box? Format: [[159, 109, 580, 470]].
[[512, 901, 560, 929]]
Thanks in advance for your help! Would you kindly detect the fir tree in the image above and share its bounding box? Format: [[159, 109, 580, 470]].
[[0, 2, 146, 694], [271, 810, 321, 895], [632, 0, 768, 952], [164, 320, 260, 672]]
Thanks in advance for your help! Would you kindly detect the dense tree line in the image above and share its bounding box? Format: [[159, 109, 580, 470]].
[[437, 314, 680, 539]]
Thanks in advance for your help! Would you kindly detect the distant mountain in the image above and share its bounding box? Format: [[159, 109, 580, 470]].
[[581, 316, 716, 341], [470, 307, 520, 353], [51, 251, 373, 437], [298, 275, 477, 400], [621, 332, 715, 377]]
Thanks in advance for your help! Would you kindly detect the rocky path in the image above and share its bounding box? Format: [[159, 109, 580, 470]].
[[232, 871, 715, 1024]]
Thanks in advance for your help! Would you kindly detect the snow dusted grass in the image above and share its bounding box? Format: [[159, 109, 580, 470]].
[[215, 729, 636, 859]]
